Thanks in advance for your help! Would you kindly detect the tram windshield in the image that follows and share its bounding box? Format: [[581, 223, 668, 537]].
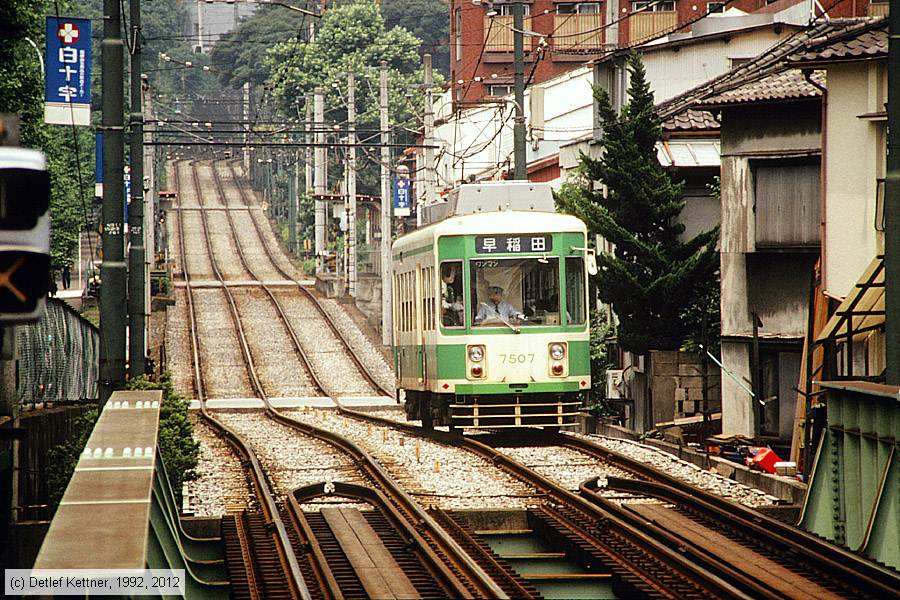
[[470, 257, 560, 327]]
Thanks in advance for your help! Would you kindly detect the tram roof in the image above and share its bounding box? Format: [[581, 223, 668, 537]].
[[393, 210, 587, 254]]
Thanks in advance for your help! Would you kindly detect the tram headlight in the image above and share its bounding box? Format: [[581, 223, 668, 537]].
[[549, 343, 566, 361], [468, 345, 485, 362]]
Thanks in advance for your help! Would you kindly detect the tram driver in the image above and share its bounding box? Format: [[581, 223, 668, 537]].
[[475, 285, 526, 325]]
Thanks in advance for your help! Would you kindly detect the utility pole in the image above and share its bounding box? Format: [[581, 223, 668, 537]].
[[513, 0, 527, 180], [128, 0, 146, 378], [289, 152, 298, 255], [380, 62, 392, 346], [304, 92, 312, 193], [347, 72, 357, 297], [314, 87, 326, 272], [100, 0, 127, 401], [420, 53, 436, 227], [243, 82, 250, 173], [196, 0, 205, 53], [886, 0, 900, 384]]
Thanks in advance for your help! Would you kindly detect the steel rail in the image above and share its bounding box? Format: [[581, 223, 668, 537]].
[[210, 162, 774, 597], [290, 481, 489, 599], [205, 160, 503, 599], [310, 406, 757, 597], [178, 159, 311, 600], [584, 476, 900, 600], [225, 160, 393, 399], [550, 432, 900, 598]]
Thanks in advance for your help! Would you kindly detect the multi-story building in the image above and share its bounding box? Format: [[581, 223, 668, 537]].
[[450, 0, 881, 105]]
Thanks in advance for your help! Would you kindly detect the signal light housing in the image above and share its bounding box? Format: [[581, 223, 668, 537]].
[[0, 148, 50, 323]]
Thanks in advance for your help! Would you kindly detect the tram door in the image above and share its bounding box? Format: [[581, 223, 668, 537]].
[[415, 263, 426, 386]]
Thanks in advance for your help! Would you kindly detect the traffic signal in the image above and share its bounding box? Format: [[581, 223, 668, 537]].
[[0, 148, 51, 323]]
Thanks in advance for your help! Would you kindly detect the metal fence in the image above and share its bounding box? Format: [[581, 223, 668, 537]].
[[16, 298, 100, 405]]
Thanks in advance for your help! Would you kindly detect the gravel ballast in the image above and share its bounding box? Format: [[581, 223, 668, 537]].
[[575, 434, 779, 507], [232, 289, 319, 398], [183, 415, 256, 516], [215, 410, 362, 499], [284, 408, 536, 509], [193, 289, 254, 398], [276, 292, 379, 397]]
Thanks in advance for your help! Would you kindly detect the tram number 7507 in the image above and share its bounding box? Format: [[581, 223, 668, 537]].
[[500, 353, 535, 364]]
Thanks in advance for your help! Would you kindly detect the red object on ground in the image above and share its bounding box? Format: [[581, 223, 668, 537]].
[[748, 447, 781, 474]]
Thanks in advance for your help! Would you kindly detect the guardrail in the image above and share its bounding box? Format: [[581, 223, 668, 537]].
[[31, 390, 229, 598]]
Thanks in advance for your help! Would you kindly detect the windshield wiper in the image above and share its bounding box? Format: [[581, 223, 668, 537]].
[[497, 314, 521, 334]]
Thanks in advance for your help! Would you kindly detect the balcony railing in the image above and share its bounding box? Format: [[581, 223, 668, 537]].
[[629, 11, 678, 44], [553, 13, 604, 50], [484, 15, 533, 52], [868, 1, 889, 16]]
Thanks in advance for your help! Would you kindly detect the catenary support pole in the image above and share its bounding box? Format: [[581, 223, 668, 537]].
[[289, 152, 298, 255], [513, 0, 527, 180], [420, 54, 436, 227], [348, 72, 357, 297], [885, 0, 900, 384], [243, 82, 250, 173], [304, 93, 312, 193], [128, 0, 146, 378], [380, 62, 393, 346], [100, 0, 127, 402], [314, 87, 326, 272]]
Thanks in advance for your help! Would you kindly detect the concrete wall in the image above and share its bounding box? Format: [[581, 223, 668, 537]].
[[823, 61, 886, 298], [650, 351, 721, 427]]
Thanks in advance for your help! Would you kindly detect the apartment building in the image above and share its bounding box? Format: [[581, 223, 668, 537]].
[[450, 0, 881, 105]]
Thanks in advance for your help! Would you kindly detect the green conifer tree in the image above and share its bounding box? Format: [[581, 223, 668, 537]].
[[556, 52, 719, 354]]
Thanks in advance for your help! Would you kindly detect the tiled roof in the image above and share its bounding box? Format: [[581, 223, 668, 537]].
[[662, 108, 718, 131], [791, 23, 886, 63], [656, 17, 883, 129], [698, 68, 825, 107]]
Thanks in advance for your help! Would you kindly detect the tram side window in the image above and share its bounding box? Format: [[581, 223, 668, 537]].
[[440, 261, 464, 328], [565, 257, 586, 326]]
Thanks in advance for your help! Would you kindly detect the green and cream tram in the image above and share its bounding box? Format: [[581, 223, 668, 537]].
[[392, 182, 595, 430]]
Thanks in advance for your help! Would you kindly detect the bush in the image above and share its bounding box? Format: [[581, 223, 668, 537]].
[[46, 407, 100, 513], [127, 372, 199, 506], [588, 312, 619, 419], [301, 258, 316, 275]]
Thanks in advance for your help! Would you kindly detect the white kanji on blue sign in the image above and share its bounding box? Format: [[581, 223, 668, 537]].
[[394, 176, 411, 217], [45, 16, 91, 126]]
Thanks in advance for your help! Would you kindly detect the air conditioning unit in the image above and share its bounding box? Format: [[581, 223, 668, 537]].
[[606, 369, 624, 399]]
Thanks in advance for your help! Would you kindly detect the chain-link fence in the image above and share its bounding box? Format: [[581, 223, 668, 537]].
[[16, 299, 100, 405]]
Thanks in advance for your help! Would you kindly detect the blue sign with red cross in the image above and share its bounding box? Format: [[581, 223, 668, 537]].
[[394, 176, 411, 217], [45, 16, 92, 126]]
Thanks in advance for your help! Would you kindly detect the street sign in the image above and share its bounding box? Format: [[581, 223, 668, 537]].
[[0, 148, 51, 323], [44, 16, 92, 126], [394, 176, 411, 217]]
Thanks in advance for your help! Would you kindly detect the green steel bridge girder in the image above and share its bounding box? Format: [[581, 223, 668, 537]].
[[800, 382, 900, 569], [147, 454, 231, 599]]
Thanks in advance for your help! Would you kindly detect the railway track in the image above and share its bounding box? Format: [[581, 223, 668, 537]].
[[322, 395, 900, 598], [174, 160, 310, 600], [180, 158, 900, 598], [177, 159, 509, 598]]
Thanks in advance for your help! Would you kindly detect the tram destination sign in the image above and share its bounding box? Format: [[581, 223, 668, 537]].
[[476, 235, 552, 254]]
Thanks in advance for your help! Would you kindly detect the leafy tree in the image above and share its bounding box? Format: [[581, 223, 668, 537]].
[[127, 372, 199, 507], [265, 0, 440, 201], [0, 1, 94, 268], [211, 6, 308, 91], [381, 0, 449, 77], [555, 52, 719, 355]]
